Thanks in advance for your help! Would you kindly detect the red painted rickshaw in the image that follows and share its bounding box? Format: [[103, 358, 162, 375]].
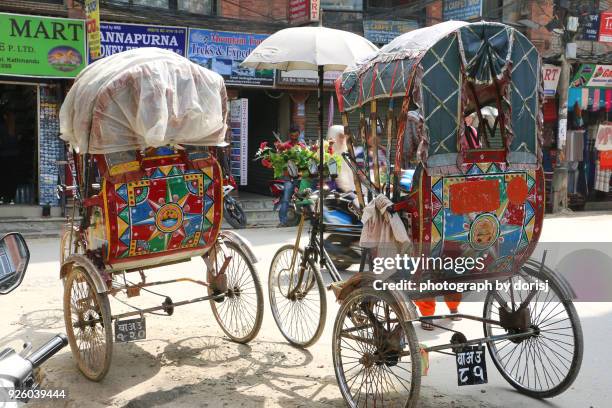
[[330, 21, 583, 406], [58, 48, 263, 381]]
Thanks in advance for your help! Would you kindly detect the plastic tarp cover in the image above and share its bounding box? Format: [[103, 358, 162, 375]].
[[60, 48, 228, 154]]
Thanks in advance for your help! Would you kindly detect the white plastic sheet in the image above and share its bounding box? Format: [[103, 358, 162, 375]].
[[60, 48, 228, 154]]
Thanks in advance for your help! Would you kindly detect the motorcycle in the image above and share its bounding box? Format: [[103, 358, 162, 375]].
[[222, 175, 247, 229], [322, 191, 362, 271], [0, 233, 68, 406]]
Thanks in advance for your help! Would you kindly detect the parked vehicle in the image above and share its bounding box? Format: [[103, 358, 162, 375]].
[[331, 20, 583, 406], [57, 48, 263, 381], [222, 174, 247, 229], [0, 233, 69, 406]]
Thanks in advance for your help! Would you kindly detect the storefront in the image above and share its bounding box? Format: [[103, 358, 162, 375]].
[[0, 12, 86, 214], [186, 28, 283, 195], [566, 64, 612, 209]]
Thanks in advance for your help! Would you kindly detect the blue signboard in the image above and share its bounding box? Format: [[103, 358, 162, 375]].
[[97, 22, 187, 60], [443, 0, 482, 21], [580, 14, 600, 41], [363, 20, 419, 45], [187, 28, 274, 87]]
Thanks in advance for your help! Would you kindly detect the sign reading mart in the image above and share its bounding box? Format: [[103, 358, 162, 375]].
[[0, 12, 86, 78]]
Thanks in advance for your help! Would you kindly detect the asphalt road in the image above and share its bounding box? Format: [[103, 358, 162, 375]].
[[1, 212, 611, 407]]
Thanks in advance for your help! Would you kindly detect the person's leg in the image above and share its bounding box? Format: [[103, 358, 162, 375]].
[[415, 299, 435, 331], [444, 293, 462, 321], [278, 180, 294, 225]]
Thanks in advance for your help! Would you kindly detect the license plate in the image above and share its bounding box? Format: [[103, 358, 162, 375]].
[[114, 317, 146, 343], [456, 345, 488, 386]]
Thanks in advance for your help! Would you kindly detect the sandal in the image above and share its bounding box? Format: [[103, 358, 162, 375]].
[[421, 321, 434, 331], [450, 309, 462, 321]]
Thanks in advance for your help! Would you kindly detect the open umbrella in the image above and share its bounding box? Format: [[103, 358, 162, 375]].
[[242, 27, 377, 259]]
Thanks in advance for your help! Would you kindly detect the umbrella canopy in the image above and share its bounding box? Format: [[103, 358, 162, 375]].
[[242, 27, 377, 262], [241, 26, 378, 72]]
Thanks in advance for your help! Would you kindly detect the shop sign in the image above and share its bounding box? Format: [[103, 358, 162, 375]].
[[363, 19, 419, 45], [98, 22, 187, 59], [0, 12, 86, 78], [320, 0, 362, 11], [289, 0, 320, 24], [85, 0, 101, 60], [542, 64, 561, 96], [571, 64, 612, 88], [276, 69, 341, 87], [599, 11, 612, 43], [188, 29, 273, 87], [595, 122, 612, 151], [443, 0, 482, 21], [579, 13, 600, 41]]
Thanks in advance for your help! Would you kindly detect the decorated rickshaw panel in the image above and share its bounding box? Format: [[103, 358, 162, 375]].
[[427, 163, 543, 275], [103, 158, 222, 264]]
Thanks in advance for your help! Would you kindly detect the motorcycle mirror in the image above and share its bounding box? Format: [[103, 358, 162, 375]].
[[0, 233, 30, 295]]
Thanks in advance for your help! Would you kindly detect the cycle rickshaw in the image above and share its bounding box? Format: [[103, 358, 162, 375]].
[[271, 21, 583, 406], [57, 48, 263, 381]]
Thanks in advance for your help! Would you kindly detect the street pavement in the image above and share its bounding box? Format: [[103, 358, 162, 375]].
[[1, 212, 611, 407]]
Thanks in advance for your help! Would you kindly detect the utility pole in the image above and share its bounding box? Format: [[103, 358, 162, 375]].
[[552, 1, 578, 213]]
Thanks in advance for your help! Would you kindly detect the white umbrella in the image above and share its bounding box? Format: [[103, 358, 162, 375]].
[[242, 27, 377, 254]]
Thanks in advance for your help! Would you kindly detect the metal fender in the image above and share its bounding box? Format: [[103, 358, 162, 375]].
[[219, 230, 258, 264], [524, 258, 577, 301], [60, 254, 109, 294]]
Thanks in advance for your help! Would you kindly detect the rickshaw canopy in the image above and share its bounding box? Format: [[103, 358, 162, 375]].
[[60, 48, 228, 154], [336, 21, 543, 173]]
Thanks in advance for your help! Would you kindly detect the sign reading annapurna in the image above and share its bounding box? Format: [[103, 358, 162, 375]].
[[97, 22, 187, 59]]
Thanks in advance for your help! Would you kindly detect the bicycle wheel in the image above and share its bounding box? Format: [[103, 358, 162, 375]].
[[333, 288, 421, 407], [268, 244, 326, 347], [483, 263, 583, 398], [63, 264, 113, 381], [209, 240, 263, 343]]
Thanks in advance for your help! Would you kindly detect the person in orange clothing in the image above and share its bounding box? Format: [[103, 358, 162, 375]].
[[415, 294, 462, 331]]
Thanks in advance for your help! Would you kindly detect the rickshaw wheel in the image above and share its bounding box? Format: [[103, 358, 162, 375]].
[[483, 264, 583, 398], [268, 244, 326, 348], [63, 264, 113, 381], [209, 241, 263, 343], [333, 288, 421, 408]]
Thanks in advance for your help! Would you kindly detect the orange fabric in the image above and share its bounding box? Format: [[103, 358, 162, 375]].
[[415, 294, 462, 316], [600, 151, 612, 170]]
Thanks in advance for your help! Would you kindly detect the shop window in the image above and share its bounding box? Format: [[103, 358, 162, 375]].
[[321, 0, 363, 11], [178, 0, 213, 14], [113, 0, 170, 8]]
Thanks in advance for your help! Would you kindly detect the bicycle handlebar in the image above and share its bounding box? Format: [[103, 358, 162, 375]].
[[26, 334, 68, 369]]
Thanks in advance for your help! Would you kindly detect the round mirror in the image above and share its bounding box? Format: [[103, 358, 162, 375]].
[[0, 233, 30, 295]]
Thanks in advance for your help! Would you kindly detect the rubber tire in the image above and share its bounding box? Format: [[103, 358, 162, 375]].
[[332, 288, 421, 407], [209, 241, 264, 343], [483, 265, 583, 398], [268, 244, 327, 348], [63, 265, 113, 382], [223, 196, 247, 229]]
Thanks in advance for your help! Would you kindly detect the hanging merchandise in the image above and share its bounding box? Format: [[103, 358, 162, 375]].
[[566, 130, 585, 162], [595, 122, 612, 151], [39, 86, 63, 206], [229, 99, 248, 186], [600, 150, 612, 169]]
